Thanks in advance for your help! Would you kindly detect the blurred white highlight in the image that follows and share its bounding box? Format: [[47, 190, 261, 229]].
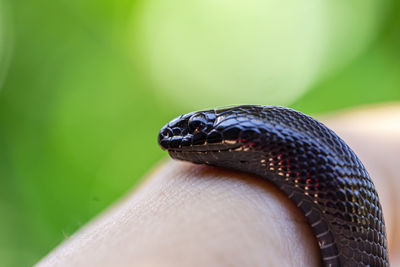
[[132, 0, 386, 108]]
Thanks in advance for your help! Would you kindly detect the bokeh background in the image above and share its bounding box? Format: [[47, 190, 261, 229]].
[[0, 0, 399, 266]]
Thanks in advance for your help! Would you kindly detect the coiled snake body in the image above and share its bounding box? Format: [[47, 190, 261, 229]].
[[158, 105, 388, 266]]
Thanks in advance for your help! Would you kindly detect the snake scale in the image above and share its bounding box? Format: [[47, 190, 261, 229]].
[[158, 105, 388, 267]]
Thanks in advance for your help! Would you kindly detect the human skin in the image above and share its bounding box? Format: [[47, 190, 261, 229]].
[[37, 104, 400, 267]]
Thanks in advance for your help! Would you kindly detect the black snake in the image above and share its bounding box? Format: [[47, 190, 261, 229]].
[[158, 105, 388, 266]]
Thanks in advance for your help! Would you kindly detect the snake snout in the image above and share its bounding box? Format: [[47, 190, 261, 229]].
[[158, 115, 192, 150], [158, 125, 172, 149], [158, 110, 218, 151]]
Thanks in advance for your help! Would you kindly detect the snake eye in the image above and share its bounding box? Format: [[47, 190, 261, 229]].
[[188, 113, 207, 133]]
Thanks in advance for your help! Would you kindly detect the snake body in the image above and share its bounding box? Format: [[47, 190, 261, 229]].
[[158, 105, 388, 266]]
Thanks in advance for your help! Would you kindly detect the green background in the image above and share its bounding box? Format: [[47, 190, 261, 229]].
[[0, 0, 399, 266]]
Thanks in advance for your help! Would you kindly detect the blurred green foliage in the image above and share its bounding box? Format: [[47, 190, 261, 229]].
[[0, 0, 399, 266]]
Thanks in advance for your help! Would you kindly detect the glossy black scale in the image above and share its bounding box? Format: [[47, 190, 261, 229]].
[[158, 105, 389, 267]]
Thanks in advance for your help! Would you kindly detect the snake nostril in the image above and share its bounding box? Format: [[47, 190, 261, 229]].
[[162, 128, 173, 138], [158, 131, 170, 148]]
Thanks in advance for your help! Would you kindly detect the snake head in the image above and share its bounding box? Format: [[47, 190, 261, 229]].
[[158, 105, 267, 163], [158, 109, 217, 150]]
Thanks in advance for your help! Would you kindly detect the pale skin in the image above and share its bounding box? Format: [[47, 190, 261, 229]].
[[37, 104, 400, 267]]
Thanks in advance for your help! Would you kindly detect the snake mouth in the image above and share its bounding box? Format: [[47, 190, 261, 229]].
[[166, 143, 243, 164], [163, 143, 242, 153], [163, 141, 242, 153]]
